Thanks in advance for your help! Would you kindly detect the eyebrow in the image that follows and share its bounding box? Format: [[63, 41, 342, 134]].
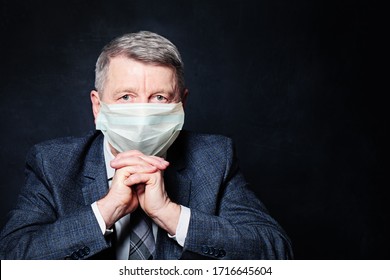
[[113, 87, 137, 95], [113, 87, 176, 96]]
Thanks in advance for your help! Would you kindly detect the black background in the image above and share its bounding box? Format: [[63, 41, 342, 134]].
[[0, 0, 386, 259]]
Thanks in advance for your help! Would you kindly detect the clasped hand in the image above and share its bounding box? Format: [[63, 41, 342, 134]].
[[97, 150, 180, 235]]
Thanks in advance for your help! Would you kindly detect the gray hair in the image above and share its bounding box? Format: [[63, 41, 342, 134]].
[[95, 31, 185, 96]]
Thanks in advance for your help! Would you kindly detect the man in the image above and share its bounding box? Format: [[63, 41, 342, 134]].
[[0, 31, 292, 259]]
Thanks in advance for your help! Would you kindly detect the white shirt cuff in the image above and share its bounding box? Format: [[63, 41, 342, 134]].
[[91, 202, 113, 235], [168, 205, 191, 247]]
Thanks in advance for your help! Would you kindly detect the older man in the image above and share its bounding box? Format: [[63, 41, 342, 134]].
[[0, 31, 292, 259]]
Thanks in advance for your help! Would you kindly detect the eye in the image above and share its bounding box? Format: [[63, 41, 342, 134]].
[[153, 95, 168, 103], [121, 94, 130, 101]]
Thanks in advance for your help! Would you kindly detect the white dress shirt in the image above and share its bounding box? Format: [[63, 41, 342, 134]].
[[91, 137, 190, 259]]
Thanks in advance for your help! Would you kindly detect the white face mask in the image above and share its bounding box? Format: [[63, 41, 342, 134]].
[[96, 102, 185, 156]]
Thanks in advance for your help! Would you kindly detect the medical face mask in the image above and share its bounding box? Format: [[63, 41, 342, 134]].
[[96, 102, 185, 156]]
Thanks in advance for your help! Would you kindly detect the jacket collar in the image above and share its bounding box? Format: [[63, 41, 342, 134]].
[[165, 131, 192, 207], [81, 132, 109, 205]]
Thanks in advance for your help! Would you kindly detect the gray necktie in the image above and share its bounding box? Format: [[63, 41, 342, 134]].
[[128, 208, 155, 260]]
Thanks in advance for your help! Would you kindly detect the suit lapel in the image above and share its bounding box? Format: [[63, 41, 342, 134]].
[[80, 133, 109, 205], [155, 167, 192, 259]]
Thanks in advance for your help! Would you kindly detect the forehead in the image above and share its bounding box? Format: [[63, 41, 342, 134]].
[[106, 56, 177, 87]]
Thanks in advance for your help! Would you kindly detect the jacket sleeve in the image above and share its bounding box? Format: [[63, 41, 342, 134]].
[[0, 146, 111, 260], [181, 137, 293, 259]]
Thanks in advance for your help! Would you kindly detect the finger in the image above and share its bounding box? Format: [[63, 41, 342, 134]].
[[110, 156, 156, 170], [126, 165, 158, 174], [113, 165, 157, 182], [116, 150, 145, 158], [111, 154, 169, 170], [110, 150, 144, 167], [124, 173, 154, 186], [139, 155, 169, 170]]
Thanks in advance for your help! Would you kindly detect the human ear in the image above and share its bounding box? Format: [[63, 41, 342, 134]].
[[181, 89, 189, 108], [90, 90, 101, 122]]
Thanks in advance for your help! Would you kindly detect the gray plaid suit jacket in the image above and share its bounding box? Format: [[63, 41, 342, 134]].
[[0, 131, 292, 259]]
